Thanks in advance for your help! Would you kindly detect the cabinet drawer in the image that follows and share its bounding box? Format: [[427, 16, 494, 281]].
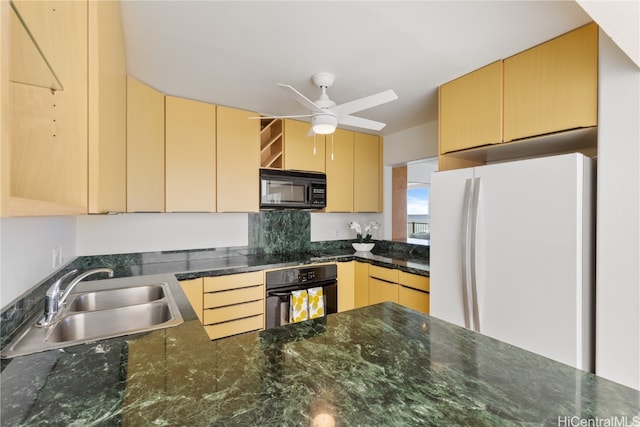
[[204, 315, 263, 340], [369, 277, 399, 305], [204, 271, 263, 292], [369, 265, 399, 283], [398, 286, 430, 315], [398, 271, 430, 292], [203, 300, 264, 325], [204, 285, 264, 309]]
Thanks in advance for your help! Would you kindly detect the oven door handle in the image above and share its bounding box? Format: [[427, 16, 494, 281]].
[[267, 291, 293, 298]]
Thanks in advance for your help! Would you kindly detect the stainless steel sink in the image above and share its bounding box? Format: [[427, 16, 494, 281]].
[[1, 276, 184, 358], [47, 302, 176, 343], [66, 284, 166, 312]]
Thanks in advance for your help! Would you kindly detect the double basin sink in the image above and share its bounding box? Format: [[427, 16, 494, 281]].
[[2, 276, 184, 358]]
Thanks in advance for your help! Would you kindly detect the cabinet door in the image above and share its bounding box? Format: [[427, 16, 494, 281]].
[[4, 1, 88, 216], [369, 277, 398, 305], [353, 132, 381, 212], [216, 106, 259, 212], [503, 23, 598, 142], [439, 60, 503, 154], [354, 262, 369, 308], [398, 286, 430, 315], [283, 119, 326, 173], [337, 261, 355, 312], [165, 96, 216, 212], [88, 0, 126, 213], [126, 76, 165, 212], [325, 129, 354, 212], [179, 278, 204, 323]]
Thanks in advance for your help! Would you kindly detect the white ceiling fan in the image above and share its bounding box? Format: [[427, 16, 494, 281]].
[[260, 72, 398, 135]]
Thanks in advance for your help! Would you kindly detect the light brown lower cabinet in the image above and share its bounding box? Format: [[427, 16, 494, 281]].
[[398, 270, 430, 315], [364, 264, 430, 314], [179, 271, 264, 341], [354, 261, 370, 308], [337, 262, 355, 312]]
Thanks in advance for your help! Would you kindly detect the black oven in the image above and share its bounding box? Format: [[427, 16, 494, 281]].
[[265, 264, 337, 329], [260, 169, 326, 210]]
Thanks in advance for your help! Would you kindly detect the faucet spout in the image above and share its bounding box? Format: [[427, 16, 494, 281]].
[[58, 268, 114, 306], [36, 268, 114, 327]]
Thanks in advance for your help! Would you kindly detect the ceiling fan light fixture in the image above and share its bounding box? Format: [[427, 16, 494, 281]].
[[312, 113, 338, 135]]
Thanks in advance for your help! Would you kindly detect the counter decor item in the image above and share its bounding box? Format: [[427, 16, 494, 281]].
[[349, 221, 379, 252]]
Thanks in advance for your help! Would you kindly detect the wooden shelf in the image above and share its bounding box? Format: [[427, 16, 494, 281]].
[[260, 118, 283, 169], [262, 151, 283, 169]]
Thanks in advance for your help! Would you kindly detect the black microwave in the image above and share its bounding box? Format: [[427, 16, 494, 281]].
[[260, 169, 326, 209]]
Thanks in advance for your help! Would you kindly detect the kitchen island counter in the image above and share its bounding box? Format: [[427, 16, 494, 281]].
[[2, 302, 638, 425]]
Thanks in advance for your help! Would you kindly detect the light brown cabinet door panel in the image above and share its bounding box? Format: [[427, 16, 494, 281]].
[[369, 277, 399, 305], [337, 261, 355, 312], [216, 106, 259, 212], [353, 133, 381, 212], [504, 23, 597, 142], [398, 286, 429, 315], [88, 0, 127, 214], [439, 60, 503, 154], [165, 96, 216, 212], [284, 119, 325, 173], [126, 77, 165, 212], [325, 129, 354, 212]]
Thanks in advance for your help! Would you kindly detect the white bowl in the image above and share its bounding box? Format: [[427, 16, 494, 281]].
[[352, 243, 375, 252]]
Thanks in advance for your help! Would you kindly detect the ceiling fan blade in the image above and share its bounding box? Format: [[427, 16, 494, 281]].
[[277, 83, 324, 113], [331, 89, 398, 117], [248, 114, 313, 120], [339, 114, 387, 131]]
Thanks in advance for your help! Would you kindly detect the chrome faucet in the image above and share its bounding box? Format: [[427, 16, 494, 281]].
[[37, 268, 114, 327]]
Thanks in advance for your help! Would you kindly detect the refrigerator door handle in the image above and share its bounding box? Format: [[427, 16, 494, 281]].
[[470, 177, 482, 332], [461, 178, 473, 329]]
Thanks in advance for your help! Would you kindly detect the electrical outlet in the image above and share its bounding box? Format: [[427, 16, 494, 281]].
[[52, 247, 63, 268]]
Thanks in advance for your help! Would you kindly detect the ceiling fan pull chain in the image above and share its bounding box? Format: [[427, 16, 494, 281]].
[[331, 133, 335, 160], [313, 133, 317, 156]]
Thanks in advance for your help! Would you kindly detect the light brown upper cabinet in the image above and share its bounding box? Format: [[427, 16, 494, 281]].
[[88, 0, 127, 214], [126, 77, 165, 212], [165, 96, 216, 212], [324, 129, 354, 212], [216, 106, 259, 212], [2, 0, 88, 216], [439, 61, 503, 154], [503, 23, 598, 142], [283, 119, 326, 173], [353, 132, 382, 213]]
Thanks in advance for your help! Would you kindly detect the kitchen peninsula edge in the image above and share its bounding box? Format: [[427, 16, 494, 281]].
[[1, 242, 639, 425]]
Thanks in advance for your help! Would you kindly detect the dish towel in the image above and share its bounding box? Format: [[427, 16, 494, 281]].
[[307, 287, 325, 319], [290, 290, 309, 323]]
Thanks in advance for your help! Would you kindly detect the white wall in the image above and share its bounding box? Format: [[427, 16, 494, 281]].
[[75, 213, 248, 255], [383, 120, 438, 166], [0, 216, 76, 308], [577, 0, 640, 68], [310, 212, 384, 242], [596, 31, 640, 390]]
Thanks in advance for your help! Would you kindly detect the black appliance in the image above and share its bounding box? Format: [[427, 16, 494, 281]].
[[259, 169, 326, 210], [265, 264, 337, 329]]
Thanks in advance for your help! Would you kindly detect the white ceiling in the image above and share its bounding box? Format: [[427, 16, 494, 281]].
[[120, 1, 592, 136]]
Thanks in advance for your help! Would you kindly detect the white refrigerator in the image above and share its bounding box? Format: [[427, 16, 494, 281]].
[[430, 153, 594, 371]]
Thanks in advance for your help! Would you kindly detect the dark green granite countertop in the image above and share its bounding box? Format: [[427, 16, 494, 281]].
[[77, 246, 430, 282], [2, 301, 638, 426]]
